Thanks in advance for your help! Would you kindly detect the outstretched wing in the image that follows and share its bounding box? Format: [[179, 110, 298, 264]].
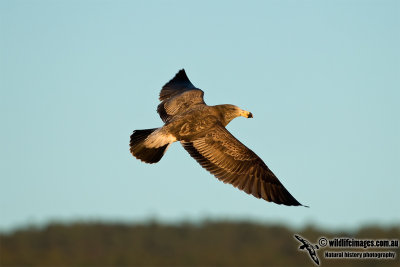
[[295, 235, 308, 245], [157, 69, 205, 122], [181, 124, 303, 206]]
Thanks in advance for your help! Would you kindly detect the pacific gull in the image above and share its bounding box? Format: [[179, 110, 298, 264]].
[[130, 69, 305, 207]]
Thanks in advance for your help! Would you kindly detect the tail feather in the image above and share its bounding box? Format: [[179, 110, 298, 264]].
[[130, 128, 170, 164]]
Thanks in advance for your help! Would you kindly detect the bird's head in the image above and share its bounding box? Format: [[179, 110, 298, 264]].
[[218, 104, 253, 126]]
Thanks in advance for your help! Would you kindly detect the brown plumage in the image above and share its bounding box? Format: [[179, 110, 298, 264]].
[[130, 69, 306, 207]]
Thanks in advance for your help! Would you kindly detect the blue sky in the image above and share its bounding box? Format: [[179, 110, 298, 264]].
[[1, 0, 399, 232]]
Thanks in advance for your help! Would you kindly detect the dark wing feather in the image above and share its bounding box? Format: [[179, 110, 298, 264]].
[[157, 69, 205, 122], [159, 69, 196, 101], [181, 124, 303, 206]]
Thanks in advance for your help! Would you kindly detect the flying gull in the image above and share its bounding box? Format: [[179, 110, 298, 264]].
[[130, 69, 305, 206]]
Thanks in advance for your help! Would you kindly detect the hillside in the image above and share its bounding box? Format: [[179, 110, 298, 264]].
[[1, 221, 399, 266]]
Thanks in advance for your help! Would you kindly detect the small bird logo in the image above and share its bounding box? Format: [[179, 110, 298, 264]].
[[294, 234, 320, 265]]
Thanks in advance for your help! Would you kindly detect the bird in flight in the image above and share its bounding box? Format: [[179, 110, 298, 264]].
[[130, 69, 305, 206], [294, 235, 320, 265]]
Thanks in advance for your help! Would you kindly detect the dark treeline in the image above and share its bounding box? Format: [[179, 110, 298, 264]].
[[1, 221, 399, 266]]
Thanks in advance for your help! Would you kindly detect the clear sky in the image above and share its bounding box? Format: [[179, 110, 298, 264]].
[[1, 0, 399, 232]]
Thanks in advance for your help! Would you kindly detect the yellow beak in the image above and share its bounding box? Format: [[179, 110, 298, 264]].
[[240, 110, 253, 118]]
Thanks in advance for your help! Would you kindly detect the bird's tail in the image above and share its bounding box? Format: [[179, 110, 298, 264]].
[[129, 128, 172, 164]]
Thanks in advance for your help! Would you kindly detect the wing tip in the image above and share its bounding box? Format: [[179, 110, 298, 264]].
[[283, 200, 309, 208], [159, 68, 195, 101], [270, 200, 307, 207], [164, 68, 192, 87]]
